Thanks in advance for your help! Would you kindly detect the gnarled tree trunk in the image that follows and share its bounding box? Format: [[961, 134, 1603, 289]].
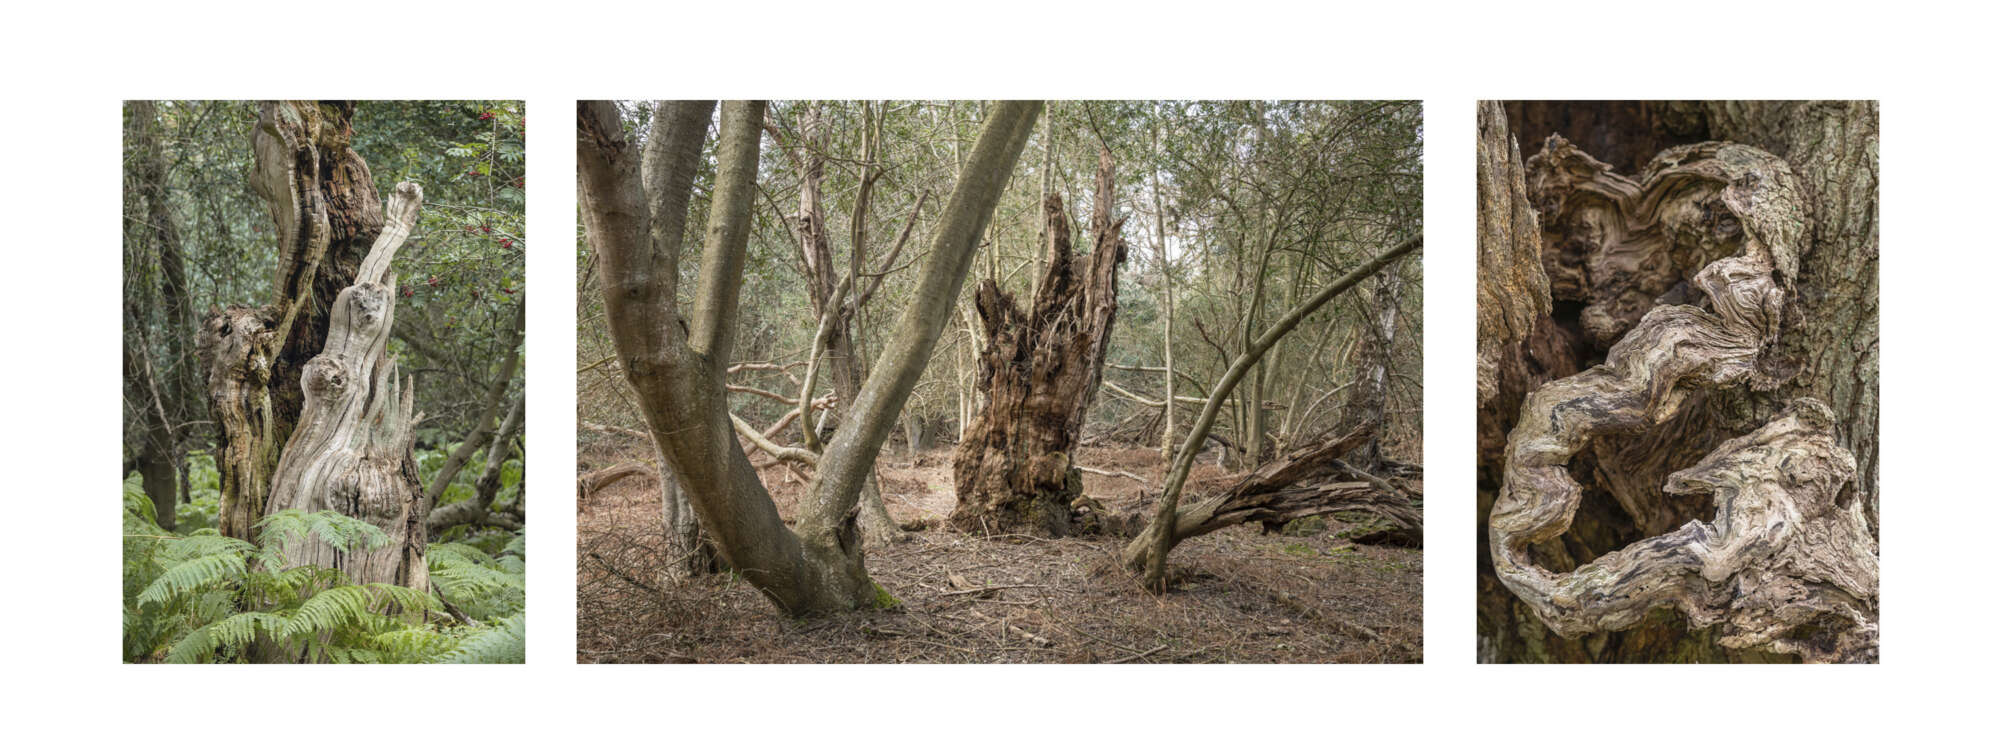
[[780, 102, 905, 547], [1476, 101, 1879, 663], [950, 150, 1128, 537], [201, 101, 390, 543]]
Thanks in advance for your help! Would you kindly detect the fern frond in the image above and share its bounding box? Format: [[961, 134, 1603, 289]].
[[137, 553, 246, 608], [255, 509, 391, 554], [164, 612, 285, 663], [282, 583, 440, 639], [433, 613, 525, 664]]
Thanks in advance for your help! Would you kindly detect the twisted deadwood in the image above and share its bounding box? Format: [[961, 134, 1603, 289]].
[[202, 102, 389, 542], [1490, 138, 1879, 662], [264, 181, 429, 588]]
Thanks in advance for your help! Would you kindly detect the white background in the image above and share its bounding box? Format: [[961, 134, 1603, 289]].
[[0, 2, 1991, 745]]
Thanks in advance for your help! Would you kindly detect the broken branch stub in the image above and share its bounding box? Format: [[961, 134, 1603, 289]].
[[265, 182, 430, 589], [1489, 138, 1878, 663]]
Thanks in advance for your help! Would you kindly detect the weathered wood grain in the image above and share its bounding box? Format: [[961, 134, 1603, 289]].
[[1490, 139, 1878, 662]]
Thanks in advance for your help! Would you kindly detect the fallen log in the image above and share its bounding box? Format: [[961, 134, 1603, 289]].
[[1113, 425, 1422, 564], [577, 461, 654, 498]]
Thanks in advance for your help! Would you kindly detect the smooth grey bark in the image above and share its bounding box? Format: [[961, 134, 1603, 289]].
[[580, 100, 1043, 615]]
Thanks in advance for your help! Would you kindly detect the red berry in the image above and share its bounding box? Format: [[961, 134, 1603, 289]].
[[500, 238, 513, 248], [427, 275, 438, 287], [502, 288, 514, 295], [402, 288, 413, 298], [481, 226, 492, 234]]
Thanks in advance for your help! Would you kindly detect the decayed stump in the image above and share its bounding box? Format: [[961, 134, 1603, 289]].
[[264, 181, 429, 588], [201, 101, 390, 542], [1488, 138, 1879, 663], [950, 152, 1128, 537]]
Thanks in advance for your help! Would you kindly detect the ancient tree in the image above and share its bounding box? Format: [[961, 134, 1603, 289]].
[[950, 150, 1129, 537], [196, 101, 431, 586], [203, 102, 394, 541], [578, 100, 1042, 615], [264, 182, 430, 587], [1476, 101, 1879, 663]]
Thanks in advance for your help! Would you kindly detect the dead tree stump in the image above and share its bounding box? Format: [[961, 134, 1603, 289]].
[[264, 180, 429, 589], [950, 151, 1128, 537]]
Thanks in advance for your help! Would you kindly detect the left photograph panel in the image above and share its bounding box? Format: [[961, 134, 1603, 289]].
[[122, 101, 527, 663]]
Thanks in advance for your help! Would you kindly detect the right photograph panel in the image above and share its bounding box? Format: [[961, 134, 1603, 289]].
[[1475, 101, 1879, 663]]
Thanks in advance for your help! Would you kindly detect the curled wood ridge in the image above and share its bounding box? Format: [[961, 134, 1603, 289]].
[[1490, 138, 1878, 663]]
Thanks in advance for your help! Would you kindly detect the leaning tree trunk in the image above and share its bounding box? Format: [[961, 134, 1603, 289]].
[[950, 150, 1128, 537], [1124, 235, 1422, 586], [1475, 101, 1878, 663], [201, 101, 389, 542], [264, 181, 429, 588], [784, 103, 903, 547]]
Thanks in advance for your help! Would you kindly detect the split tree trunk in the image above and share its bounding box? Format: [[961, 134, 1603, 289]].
[[201, 101, 390, 543], [950, 149, 1128, 537], [578, 99, 1042, 615], [1475, 101, 1879, 663]]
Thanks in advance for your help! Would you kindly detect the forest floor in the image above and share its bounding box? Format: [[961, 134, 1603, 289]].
[[577, 441, 1422, 663]]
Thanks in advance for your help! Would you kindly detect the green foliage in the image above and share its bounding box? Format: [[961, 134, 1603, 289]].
[[176, 451, 220, 531], [434, 613, 526, 664], [428, 539, 526, 620], [122, 484, 523, 664]]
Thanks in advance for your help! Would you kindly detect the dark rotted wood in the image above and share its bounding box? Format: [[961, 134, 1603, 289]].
[[950, 150, 1129, 537]]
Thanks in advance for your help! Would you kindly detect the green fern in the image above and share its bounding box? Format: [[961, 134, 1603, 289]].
[[137, 553, 246, 608], [433, 613, 525, 663], [124, 475, 524, 664]]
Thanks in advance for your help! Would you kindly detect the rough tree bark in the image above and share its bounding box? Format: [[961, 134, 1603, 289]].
[[1476, 101, 1879, 663], [201, 101, 391, 542], [1337, 256, 1407, 469], [263, 180, 429, 588], [579, 100, 1042, 615], [950, 149, 1128, 537]]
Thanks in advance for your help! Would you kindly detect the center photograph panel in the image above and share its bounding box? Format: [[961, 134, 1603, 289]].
[[575, 100, 1423, 663]]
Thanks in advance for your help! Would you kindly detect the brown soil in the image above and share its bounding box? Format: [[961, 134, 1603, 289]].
[[577, 440, 1422, 663]]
